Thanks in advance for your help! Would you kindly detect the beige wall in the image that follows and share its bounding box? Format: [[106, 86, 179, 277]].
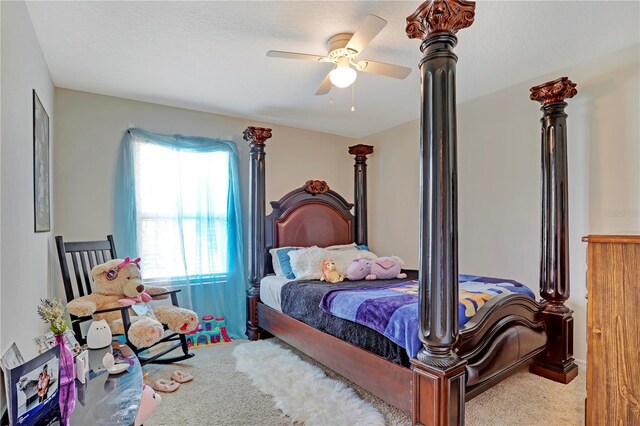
[[365, 120, 420, 266], [53, 89, 356, 295], [361, 45, 640, 364], [1, 0, 56, 410]]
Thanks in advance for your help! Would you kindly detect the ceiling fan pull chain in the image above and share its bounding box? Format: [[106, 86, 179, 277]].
[[351, 84, 356, 112]]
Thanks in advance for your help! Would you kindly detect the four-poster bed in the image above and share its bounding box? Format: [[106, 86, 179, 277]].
[[243, 0, 579, 424]]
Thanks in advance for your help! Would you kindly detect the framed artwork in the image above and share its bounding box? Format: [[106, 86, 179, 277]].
[[33, 89, 50, 233]]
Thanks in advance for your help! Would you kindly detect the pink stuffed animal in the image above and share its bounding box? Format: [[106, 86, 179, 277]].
[[135, 384, 161, 426], [346, 256, 407, 280]]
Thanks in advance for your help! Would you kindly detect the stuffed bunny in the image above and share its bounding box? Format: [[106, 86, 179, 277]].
[[346, 256, 407, 281], [135, 384, 161, 426]]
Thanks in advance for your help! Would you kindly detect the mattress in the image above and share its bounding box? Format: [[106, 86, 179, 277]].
[[259, 275, 292, 311]]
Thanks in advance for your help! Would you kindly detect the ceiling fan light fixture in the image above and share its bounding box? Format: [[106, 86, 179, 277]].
[[329, 65, 357, 88]]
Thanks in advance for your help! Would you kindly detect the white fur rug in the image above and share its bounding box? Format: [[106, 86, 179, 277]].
[[233, 340, 385, 426]]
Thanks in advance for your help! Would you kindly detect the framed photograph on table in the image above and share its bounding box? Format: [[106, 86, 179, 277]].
[[33, 333, 56, 355], [34, 330, 80, 355], [2, 343, 26, 419], [9, 345, 60, 426], [33, 89, 50, 233], [1, 343, 25, 370]]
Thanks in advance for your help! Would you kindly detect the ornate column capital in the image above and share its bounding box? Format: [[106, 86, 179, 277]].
[[348, 144, 374, 159], [530, 77, 577, 106], [406, 0, 476, 40], [243, 126, 272, 146]]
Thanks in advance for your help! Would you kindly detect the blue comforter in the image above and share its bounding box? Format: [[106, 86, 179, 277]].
[[319, 275, 535, 358]]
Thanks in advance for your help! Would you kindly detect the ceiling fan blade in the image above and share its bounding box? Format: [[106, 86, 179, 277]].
[[266, 50, 326, 62], [345, 15, 387, 54], [356, 60, 411, 79], [315, 72, 332, 96]]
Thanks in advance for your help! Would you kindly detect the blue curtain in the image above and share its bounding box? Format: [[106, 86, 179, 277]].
[[114, 128, 246, 339]]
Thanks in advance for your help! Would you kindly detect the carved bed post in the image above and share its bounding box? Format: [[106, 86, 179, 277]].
[[244, 126, 272, 341], [528, 78, 579, 384], [406, 0, 475, 424], [349, 144, 374, 246]]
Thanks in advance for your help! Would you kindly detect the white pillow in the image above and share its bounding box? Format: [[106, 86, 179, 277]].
[[270, 244, 358, 276], [269, 248, 285, 276], [269, 247, 296, 276], [288, 247, 377, 280], [324, 243, 357, 250]]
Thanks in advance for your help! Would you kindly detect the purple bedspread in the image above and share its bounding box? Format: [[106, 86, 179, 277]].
[[320, 275, 535, 358]]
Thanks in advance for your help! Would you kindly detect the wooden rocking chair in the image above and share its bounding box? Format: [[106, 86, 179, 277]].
[[55, 235, 195, 365]]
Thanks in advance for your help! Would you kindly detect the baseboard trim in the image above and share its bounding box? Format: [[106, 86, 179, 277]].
[[574, 358, 586, 370]]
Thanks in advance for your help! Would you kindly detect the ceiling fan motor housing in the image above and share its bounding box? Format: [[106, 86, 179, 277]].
[[326, 33, 358, 62]]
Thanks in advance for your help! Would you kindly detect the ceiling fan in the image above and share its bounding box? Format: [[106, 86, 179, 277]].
[[266, 15, 411, 96]]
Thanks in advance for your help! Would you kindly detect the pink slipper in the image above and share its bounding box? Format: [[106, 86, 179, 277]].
[[171, 370, 193, 383], [152, 378, 180, 393]]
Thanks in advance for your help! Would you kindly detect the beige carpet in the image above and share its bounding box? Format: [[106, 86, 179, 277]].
[[143, 339, 585, 425]]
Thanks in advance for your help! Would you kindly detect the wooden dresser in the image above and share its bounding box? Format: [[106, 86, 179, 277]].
[[583, 235, 640, 425]]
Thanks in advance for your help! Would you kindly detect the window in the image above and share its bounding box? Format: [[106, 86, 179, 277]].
[[116, 128, 246, 338], [133, 139, 230, 282]]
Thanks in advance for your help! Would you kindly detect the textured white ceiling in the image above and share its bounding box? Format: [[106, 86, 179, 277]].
[[26, 1, 639, 138]]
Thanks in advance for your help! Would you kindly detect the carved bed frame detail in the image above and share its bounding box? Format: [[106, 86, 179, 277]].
[[244, 1, 578, 424], [303, 179, 330, 194]]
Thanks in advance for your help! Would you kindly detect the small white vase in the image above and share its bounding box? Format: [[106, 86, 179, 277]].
[[86, 320, 112, 349]]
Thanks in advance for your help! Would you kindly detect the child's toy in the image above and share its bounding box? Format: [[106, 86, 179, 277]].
[[66, 257, 199, 348], [171, 370, 193, 383], [185, 315, 232, 348], [86, 319, 113, 349], [135, 384, 161, 426], [102, 352, 129, 375], [320, 259, 344, 283], [346, 256, 408, 281]]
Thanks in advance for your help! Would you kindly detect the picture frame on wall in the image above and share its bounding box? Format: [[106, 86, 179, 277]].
[[33, 89, 50, 233]]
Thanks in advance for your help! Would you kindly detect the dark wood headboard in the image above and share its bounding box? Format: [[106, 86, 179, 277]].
[[264, 180, 355, 274]]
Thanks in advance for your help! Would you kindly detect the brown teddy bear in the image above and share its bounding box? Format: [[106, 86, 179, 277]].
[[66, 257, 199, 348]]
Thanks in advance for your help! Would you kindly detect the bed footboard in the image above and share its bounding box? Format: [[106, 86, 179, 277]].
[[459, 295, 546, 397]]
